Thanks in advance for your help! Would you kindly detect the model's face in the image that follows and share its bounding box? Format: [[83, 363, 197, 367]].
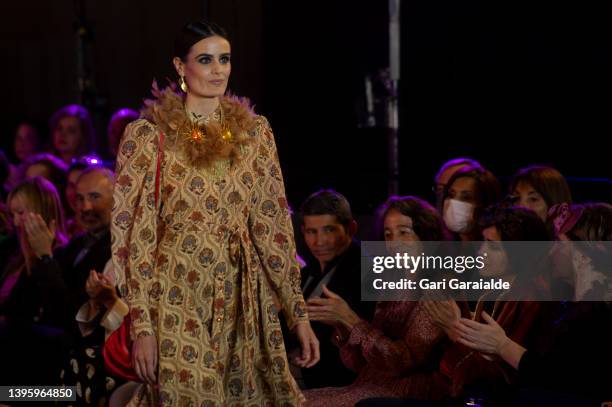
[[302, 215, 352, 269], [174, 35, 231, 98], [512, 181, 548, 222], [14, 124, 39, 162], [53, 116, 82, 157]]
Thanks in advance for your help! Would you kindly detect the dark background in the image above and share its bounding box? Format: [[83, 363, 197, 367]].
[[1, 0, 610, 216]]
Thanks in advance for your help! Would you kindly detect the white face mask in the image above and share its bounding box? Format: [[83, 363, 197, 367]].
[[443, 199, 475, 233]]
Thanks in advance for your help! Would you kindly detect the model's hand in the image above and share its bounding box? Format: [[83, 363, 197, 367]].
[[132, 334, 158, 385], [293, 321, 320, 368], [24, 212, 55, 258], [306, 285, 361, 330]]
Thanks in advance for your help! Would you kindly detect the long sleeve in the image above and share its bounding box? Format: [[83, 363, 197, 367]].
[[111, 119, 160, 338], [341, 302, 444, 377], [0, 255, 70, 330], [247, 116, 307, 329], [442, 301, 544, 397], [75, 260, 129, 337]]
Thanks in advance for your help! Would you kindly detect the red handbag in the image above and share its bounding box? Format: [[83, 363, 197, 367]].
[[103, 130, 164, 382], [102, 314, 140, 381]]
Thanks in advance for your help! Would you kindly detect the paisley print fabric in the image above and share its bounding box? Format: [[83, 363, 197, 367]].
[[111, 105, 307, 406]]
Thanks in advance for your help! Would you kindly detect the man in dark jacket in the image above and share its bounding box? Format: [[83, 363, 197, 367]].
[[297, 189, 375, 389], [56, 166, 114, 317]]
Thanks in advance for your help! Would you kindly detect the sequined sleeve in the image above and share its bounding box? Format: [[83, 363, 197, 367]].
[[111, 119, 161, 338], [247, 116, 308, 329], [340, 302, 444, 376]]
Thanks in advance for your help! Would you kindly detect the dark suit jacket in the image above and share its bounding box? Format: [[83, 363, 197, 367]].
[[0, 245, 72, 385], [300, 239, 376, 389], [55, 228, 112, 320], [0, 254, 70, 330]]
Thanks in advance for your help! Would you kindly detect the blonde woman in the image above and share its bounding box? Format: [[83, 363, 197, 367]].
[[0, 176, 69, 385]]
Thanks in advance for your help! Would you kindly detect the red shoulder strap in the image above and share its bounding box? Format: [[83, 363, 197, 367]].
[[154, 131, 164, 206]]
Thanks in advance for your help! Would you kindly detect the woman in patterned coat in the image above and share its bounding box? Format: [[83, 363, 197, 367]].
[[111, 21, 319, 406]]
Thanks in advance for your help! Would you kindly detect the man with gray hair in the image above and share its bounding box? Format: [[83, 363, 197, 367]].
[[32, 165, 122, 404], [29, 165, 116, 318]]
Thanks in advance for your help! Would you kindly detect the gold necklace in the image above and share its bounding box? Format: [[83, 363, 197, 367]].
[[184, 102, 233, 144], [219, 105, 233, 141]]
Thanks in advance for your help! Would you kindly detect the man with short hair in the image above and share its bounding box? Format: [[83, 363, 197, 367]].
[[61, 166, 115, 313], [33, 166, 124, 404], [297, 189, 375, 389]]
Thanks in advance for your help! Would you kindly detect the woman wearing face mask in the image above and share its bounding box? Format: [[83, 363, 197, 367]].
[[442, 165, 501, 242], [111, 20, 318, 406], [451, 203, 612, 406], [509, 165, 573, 223], [440, 165, 502, 307]]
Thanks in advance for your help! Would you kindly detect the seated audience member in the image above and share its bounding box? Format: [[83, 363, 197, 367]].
[[31, 166, 117, 405], [61, 258, 129, 406], [297, 189, 376, 389], [304, 196, 448, 406], [65, 156, 103, 237], [509, 165, 573, 222], [107, 108, 138, 160], [13, 121, 43, 163], [453, 202, 612, 406], [356, 205, 552, 407], [4, 121, 44, 192], [0, 177, 70, 385], [19, 153, 70, 213], [0, 150, 18, 277], [508, 167, 575, 296], [0, 150, 10, 204], [560, 203, 612, 301], [433, 158, 482, 211], [50, 104, 96, 164], [428, 206, 551, 399], [55, 166, 114, 315], [20, 152, 68, 184], [441, 165, 501, 242]]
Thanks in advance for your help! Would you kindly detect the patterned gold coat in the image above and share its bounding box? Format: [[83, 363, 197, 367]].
[[111, 86, 307, 406]]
